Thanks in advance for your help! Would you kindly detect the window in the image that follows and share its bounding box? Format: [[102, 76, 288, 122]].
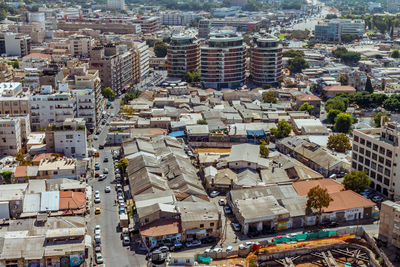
[[360, 138, 365, 145], [373, 144, 378, 151], [366, 150, 371, 157], [66, 134, 73, 139], [371, 162, 376, 170], [387, 150, 393, 158], [200, 224, 204, 228], [370, 171, 376, 179], [359, 147, 364, 155], [352, 161, 357, 169], [380, 147, 385, 155], [386, 159, 392, 167], [378, 165, 384, 173], [377, 174, 383, 182], [379, 156, 384, 164], [353, 144, 358, 152], [358, 164, 363, 171], [354, 136, 359, 142], [365, 159, 370, 166], [384, 178, 390, 186], [210, 222, 214, 227], [385, 168, 391, 177], [367, 141, 371, 148], [352, 153, 358, 160], [359, 156, 364, 164], [372, 153, 377, 160]]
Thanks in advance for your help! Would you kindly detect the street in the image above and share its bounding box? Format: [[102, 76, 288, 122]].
[[87, 98, 147, 267]]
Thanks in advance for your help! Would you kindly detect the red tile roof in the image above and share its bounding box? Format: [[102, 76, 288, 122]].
[[59, 191, 86, 210], [296, 94, 321, 102], [14, 166, 27, 178], [140, 219, 181, 237], [323, 190, 375, 212], [32, 153, 63, 164], [294, 179, 344, 196]]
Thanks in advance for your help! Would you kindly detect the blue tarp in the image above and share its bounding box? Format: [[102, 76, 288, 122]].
[[246, 130, 265, 137], [169, 131, 186, 137]]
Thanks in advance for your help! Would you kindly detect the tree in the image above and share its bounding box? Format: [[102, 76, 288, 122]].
[[154, 41, 168, 58], [287, 56, 309, 74], [338, 74, 348, 85], [334, 113, 352, 133], [259, 140, 269, 158], [326, 14, 338, 19], [184, 69, 200, 83], [282, 49, 304, 58], [343, 170, 371, 193], [197, 119, 208, 125], [306, 185, 333, 224], [102, 87, 116, 100], [341, 34, 358, 43], [365, 77, 374, 93], [327, 109, 342, 124], [374, 112, 389, 127], [116, 158, 128, 176], [270, 119, 292, 139], [1, 171, 12, 184], [325, 98, 346, 113], [391, 49, 400, 58], [262, 91, 277, 103], [298, 102, 314, 115], [327, 134, 351, 153]]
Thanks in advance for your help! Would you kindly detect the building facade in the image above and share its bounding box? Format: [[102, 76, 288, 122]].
[[167, 34, 200, 79], [250, 35, 282, 85], [200, 31, 246, 89], [352, 122, 400, 200], [315, 19, 365, 42]]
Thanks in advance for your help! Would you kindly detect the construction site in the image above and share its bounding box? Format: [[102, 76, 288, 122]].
[[204, 228, 387, 267]]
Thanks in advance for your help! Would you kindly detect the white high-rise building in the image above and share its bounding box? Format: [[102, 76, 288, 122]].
[[107, 0, 125, 10]]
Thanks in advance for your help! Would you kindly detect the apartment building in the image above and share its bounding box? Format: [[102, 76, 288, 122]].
[[133, 16, 160, 33], [71, 89, 96, 130], [198, 19, 210, 39], [29, 93, 75, 131], [0, 33, 32, 57], [161, 12, 198, 26], [315, 19, 365, 42], [388, 0, 400, 13], [379, 200, 400, 249], [132, 41, 150, 81], [58, 18, 141, 34], [62, 62, 104, 127], [89, 45, 124, 94], [200, 31, 246, 89], [45, 118, 88, 158], [167, 33, 200, 79], [250, 35, 283, 85], [107, 0, 125, 10], [68, 34, 93, 58], [352, 122, 400, 200], [0, 115, 30, 156], [0, 83, 29, 117]]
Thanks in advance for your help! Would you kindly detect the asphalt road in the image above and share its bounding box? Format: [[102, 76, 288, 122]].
[[88, 98, 147, 267]]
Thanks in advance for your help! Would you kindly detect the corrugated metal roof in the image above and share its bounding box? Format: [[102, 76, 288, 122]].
[[40, 191, 59, 212], [23, 194, 41, 213]]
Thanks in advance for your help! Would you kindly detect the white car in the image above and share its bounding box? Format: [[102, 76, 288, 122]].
[[95, 234, 101, 243], [103, 168, 109, 174], [213, 247, 222, 253], [105, 186, 111, 193], [95, 253, 104, 264], [204, 248, 211, 253], [226, 246, 233, 252], [210, 191, 220, 198], [94, 191, 100, 198], [93, 135, 98, 140], [94, 195, 101, 203], [218, 199, 226, 206], [94, 225, 101, 235]]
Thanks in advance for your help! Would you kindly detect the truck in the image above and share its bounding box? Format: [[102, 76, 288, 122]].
[[119, 213, 129, 228]]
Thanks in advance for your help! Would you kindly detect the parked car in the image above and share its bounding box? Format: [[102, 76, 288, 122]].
[[98, 174, 106, 181], [226, 246, 233, 252], [95, 164, 100, 170], [103, 168, 109, 174], [94, 225, 101, 235], [95, 172, 100, 177], [204, 236, 216, 244], [93, 135, 98, 141], [95, 234, 101, 244], [95, 191, 100, 198], [94, 195, 101, 203], [99, 145, 104, 149], [186, 240, 201, 247], [123, 236, 130, 246], [213, 248, 222, 253], [210, 191, 220, 198], [95, 244, 101, 253], [204, 248, 211, 253], [95, 253, 104, 264], [105, 186, 111, 193], [231, 223, 241, 231], [119, 207, 126, 214], [170, 243, 183, 251], [224, 206, 232, 214], [95, 207, 101, 214], [218, 199, 226, 206], [103, 157, 108, 163], [158, 246, 169, 253]]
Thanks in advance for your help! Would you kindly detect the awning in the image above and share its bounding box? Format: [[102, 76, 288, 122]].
[[186, 229, 206, 235]]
